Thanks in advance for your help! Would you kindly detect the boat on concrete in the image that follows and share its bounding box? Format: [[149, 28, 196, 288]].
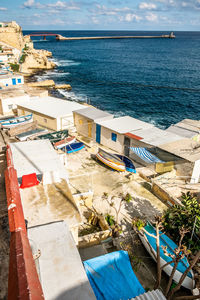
[[139, 223, 194, 290], [62, 142, 85, 154], [96, 148, 125, 172], [54, 136, 76, 149], [37, 129, 68, 143], [0, 114, 33, 128], [115, 154, 136, 173], [16, 128, 48, 141]]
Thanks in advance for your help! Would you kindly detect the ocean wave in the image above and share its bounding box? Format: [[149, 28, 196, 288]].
[[58, 89, 88, 103], [34, 71, 70, 81], [56, 59, 81, 67]]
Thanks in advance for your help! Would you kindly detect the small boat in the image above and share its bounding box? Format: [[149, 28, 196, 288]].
[[53, 136, 76, 149], [115, 154, 136, 173], [16, 128, 48, 141], [62, 142, 85, 154], [139, 223, 194, 290], [96, 148, 125, 172], [37, 129, 68, 143], [1, 114, 33, 129]]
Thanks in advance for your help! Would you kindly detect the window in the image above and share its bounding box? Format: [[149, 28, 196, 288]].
[[8, 104, 13, 110], [111, 132, 117, 142], [44, 118, 47, 123], [17, 78, 21, 83]]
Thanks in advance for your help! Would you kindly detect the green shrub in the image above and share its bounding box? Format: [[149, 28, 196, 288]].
[[163, 192, 200, 250], [9, 63, 19, 72], [19, 54, 27, 64]]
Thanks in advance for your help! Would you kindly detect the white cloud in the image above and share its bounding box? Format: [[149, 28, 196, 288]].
[[145, 13, 158, 21], [0, 7, 7, 11], [94, 5, 131, 16], [23, 0, 35, 8], [125, 13, 142, 22], [139, 2, 157, 10], [47, 1, 80, 10]]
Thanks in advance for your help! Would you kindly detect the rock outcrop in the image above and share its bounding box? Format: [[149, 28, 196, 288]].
[[54, 84, 72, 90], [27, 80, 55, 87], [20, 49, 55, 74]]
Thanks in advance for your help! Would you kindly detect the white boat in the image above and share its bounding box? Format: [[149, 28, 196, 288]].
[[1, 114, 33, 129], [53, 136, 76, 149], [139, 223, 194, 290]]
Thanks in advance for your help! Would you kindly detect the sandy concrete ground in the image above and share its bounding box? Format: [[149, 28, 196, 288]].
[[67, 147, 167, 226]]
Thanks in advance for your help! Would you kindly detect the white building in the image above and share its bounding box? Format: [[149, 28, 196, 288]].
[[0, 74, 24, 87], [95, 116, 154, 154], [73, 106, 113, 140], [0, 88, 29, 115], [17, 96, 86, 131]]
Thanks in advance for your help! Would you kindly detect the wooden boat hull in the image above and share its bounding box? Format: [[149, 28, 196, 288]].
[[62, 142, 85, 154], [54, 136, 76, 149], [115, 154, 136, 173], [96, 149, 125, 172], [139, 225, 194, 290], [1, 114, 33, 128]]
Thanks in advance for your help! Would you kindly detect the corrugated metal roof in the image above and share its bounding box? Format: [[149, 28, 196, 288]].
[[132, 289, 166, 300], [96, 116, 154, 134], [74, 106, 113, 121]]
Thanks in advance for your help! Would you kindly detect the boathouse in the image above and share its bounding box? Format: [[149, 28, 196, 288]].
[[95, 116, 154, 153], [73, 107, 113, 140], [0, 88, 29, 115], [0, 74, 24, 87], [17, 96, 85, 131]]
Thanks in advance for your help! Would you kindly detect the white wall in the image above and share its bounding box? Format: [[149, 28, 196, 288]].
[[0, 54, 8, 62], [99, 126, 124, 153], [0, 75, 24, 87], [191, 160, 200, 183], [1, 94, 29, 115]]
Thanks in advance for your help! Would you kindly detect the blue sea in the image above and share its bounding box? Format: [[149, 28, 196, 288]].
[[24, 31, 200, 129]]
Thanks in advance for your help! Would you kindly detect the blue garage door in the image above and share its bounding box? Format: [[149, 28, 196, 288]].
[[96, 124, 101, 144]]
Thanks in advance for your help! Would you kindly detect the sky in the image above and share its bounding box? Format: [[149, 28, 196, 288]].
[[0, 0, 199, 31]]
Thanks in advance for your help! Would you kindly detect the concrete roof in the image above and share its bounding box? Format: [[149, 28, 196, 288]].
[[159, 138, 200, 162], [166, 119, 200, 139], [10, 140, 68, 180], [96, 116, 154, 134], [74, 106, 113, 121], [28, 221, 96, 300], [129, 127, 183, 147], [0, 88, 27, 99], [16, 96, 86, 118]]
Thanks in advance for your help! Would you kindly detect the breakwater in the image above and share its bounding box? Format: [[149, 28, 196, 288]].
[[56, 33, 175, 40]]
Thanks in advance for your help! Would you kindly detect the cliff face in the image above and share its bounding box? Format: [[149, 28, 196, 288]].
[[20, 49, 55, 74], [0, 21, 24, 50]]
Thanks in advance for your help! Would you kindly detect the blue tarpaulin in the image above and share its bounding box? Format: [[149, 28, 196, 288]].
[[83, 250, 145, 300]]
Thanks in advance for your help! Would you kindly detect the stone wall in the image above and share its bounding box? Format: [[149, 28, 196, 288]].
[[0, 26, 24, 50]]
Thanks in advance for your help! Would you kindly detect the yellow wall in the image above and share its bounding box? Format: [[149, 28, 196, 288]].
[[74, 112, 95, 139], [17, 107, 58, 130]]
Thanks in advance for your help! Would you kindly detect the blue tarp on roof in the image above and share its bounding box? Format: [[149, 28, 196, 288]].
[[83, 250, 145, 300]]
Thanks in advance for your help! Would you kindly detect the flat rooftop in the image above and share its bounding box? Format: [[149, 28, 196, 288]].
[[166, 119, 200, 138], [17, 96, 86, 118], [74, 106, 113, 121], [10, 140, 68, 180], [0, 88, 27, 99], [96, 116, 154, 134], [159, 138, 200, 162], [28, 221, 95, 300], [128, 127, 182, 147]]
